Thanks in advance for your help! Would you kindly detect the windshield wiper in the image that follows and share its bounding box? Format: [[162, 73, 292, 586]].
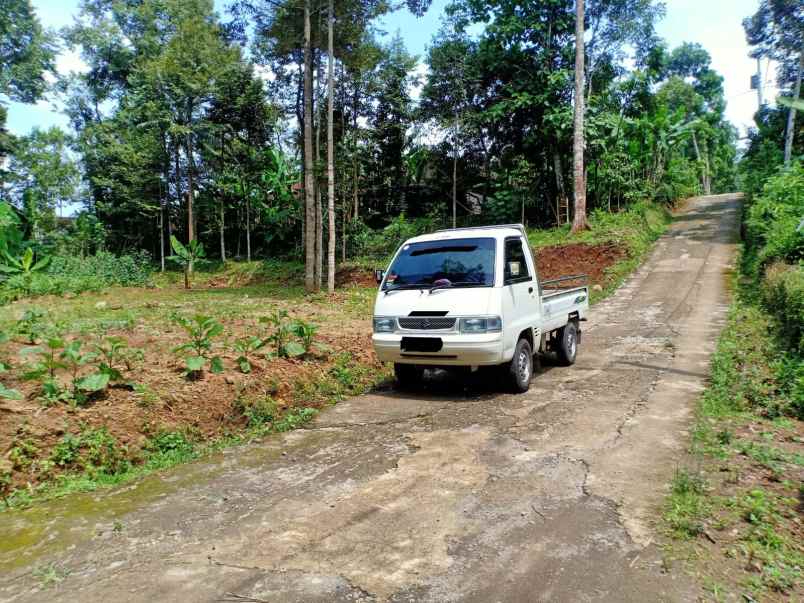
[[383, 283, 433, 295], [429, 281, 486, 293]]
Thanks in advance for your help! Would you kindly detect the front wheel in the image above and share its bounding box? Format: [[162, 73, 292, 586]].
[[507, 338, 533, 393], [394, 363, 423, 390], [556, 321, 579, 366]]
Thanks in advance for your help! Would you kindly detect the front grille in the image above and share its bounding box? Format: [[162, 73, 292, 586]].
[[398, 317, 456, 330]]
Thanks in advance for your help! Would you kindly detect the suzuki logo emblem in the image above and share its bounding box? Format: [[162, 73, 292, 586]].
[[423, 319, 431, 328]]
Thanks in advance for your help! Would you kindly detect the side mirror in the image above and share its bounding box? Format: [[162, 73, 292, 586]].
[[508, 261, 521, 277], [374, 269, 385, 284]]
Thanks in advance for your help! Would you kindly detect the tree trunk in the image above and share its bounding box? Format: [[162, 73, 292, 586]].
[[553, 151, 567, 226], [246, 194, 251, 262], [185, 132, 197, 273], [326, 0, 336, 293], [784, 49, 803, 167], [452, 123, 458, 229], [219, 198, 226, 262], [303, 0, 317, 292], [571, 0, 589, 233]]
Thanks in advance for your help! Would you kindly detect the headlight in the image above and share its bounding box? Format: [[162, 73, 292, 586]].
[[459, 316, 502, 333], [373, 317, 396, 333]]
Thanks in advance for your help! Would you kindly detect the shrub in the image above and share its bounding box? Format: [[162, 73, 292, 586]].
[[762, 263, 804, 354], [47, 250, 152, 288], [745, 163, 804, 270]]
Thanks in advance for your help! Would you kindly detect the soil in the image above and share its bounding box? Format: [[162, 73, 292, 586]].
[[535, 242, 626, 284]]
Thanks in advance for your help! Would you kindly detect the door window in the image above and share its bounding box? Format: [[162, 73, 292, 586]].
[[504, 238, 531, 284]]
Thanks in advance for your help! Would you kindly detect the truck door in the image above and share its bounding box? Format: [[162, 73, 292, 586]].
[[501, 236, 541, 355]]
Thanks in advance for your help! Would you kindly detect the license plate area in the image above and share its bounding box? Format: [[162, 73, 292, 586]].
[[400, 337, 443, 353]]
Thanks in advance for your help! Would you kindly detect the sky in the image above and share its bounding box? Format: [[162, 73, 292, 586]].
[[5, 0, 775, 139]]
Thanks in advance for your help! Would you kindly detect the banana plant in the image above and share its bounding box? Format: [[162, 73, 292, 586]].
[[167, 236, 206, 289], [0, 248, 51, 294]]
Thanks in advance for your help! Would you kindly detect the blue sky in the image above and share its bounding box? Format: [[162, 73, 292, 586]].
[[6, 0, 769, 138]]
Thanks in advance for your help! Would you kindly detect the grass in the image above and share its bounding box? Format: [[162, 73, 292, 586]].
[[663, 255, 804, 600]]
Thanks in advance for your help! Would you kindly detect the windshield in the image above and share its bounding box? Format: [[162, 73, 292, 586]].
[[383, 237, 495, 290]]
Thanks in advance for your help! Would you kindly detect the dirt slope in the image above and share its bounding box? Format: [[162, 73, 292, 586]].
[[0, 194, 741, 602]]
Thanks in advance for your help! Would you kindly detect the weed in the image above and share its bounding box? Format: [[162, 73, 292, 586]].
[[0, 381, 22, 400], [664, 468, 709, 538], [32, 562, 70, 589], [50, 428, 130, 477], [9, 435, 38, 470], [145, 430, 196, 459], [234, 395, 277, 427], [132, 382, 159, 408], [274, 407, 317, 432]]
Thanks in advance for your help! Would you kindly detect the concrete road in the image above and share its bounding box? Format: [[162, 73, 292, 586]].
[[0, 194, 740, 602]]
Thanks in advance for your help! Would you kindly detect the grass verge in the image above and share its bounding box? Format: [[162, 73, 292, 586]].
[[662, 264, 803, 601]]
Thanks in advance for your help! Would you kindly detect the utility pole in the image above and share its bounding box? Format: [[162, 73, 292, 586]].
[[756, 58, 763, 108]]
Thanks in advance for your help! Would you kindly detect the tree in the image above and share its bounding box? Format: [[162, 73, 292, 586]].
[[571, 0, 589, 233], [0, 0, 55, 170], [326, 0, 336, 293], [7, 127, 80, 239], [744, 0, 804, 166], [303, 0, 317, 292]]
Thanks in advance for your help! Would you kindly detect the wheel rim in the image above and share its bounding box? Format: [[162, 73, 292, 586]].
[[568, 331, 576, 358], [517, 349, 531, 384]]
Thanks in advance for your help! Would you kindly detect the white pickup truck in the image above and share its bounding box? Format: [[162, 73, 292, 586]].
[[371, 224, 589, 392]]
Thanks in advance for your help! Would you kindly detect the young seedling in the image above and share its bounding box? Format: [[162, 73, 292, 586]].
[[21, 337, 66, 381], [290, 318, 331, 357], [262, 310, 304, 358], [0, 331, 11, 372], [94, 336, 142, 382], [171, 314, 225, 377], [15, 308, 48, 344], [0, 382, 22, 400], [232, 335, 267, 373], [60, 341, 109, 403]]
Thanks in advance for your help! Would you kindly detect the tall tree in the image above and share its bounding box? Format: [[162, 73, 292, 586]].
[[744, 0, 804, 166], [303, 0, 317, 292], [571, 0, 589, 232], [326, 0, 335, 292]]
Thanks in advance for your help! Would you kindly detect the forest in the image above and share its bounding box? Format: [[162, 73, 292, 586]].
[[0, 0, 751, 295]]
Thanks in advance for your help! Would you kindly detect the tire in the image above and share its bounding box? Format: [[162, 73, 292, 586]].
[[556, 321, 579, 366], [394, 363, 423, 390], [507, 338, 533, 393]]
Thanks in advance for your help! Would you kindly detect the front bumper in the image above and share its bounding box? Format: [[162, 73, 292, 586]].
[[372, 332, 505, 366]]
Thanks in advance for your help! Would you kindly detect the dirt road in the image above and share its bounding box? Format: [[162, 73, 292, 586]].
[[0, 194, 740, 602]]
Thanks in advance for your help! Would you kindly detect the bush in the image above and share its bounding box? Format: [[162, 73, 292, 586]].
[[348, 214, 439, 260], [763, 263, 804, 354], [0, 250, 153, 302], [745, 163, 804, 270], [47, 250, 153, 287]]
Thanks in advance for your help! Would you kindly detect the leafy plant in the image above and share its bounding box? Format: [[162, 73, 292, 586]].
[[60, 340, 108, 403], [21, 337, 65, 381], [0, 248, 51, 294], [50, 428, 130, 477], [171, 314, 225, 377], [0, 382, 22, 400], [0, 331, 11, 372], [94, 336, 141, 382], [290, 318, 331, 357], [232, 335, 267, 373], [15, 307, 48, 344], [167, 236, 206, 289], [262, 310, 304, 358]]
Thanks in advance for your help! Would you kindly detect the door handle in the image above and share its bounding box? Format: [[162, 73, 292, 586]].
[[528, 287, 534, 294]]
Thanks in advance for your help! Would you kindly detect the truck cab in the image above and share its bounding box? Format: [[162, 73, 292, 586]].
[[371, 224, 589, 392]]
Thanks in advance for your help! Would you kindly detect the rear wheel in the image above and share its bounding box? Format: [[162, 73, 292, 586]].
[[507, 338, 533, 393], [394, 363, 423, 390], [556, 321, 579, 366]]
